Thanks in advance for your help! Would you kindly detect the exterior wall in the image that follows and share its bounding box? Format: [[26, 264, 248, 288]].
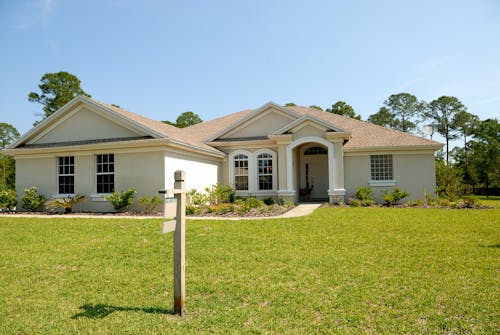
[[15, 150, 166, 212], [164, 151, 221, 192], [34, 107, 141, 144], [224, 110, 294, 138], [344, 152, 436, 202], [292, 125, 325, 141]]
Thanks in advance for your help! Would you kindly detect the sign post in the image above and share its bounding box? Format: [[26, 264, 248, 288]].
[[159, 170, 186, 316]]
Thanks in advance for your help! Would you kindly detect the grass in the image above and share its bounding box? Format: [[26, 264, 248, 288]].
[[0, 207, 499, 334]]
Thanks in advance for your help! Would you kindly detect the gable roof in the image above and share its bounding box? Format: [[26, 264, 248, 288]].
[[272, 114, 350, 135], [185, 105, 442, 150]]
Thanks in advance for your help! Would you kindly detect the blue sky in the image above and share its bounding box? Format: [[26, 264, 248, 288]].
[[1, 0, 499, 137]]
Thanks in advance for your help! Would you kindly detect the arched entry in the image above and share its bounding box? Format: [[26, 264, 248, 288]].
[[286, 136, 334, 201], [299, 144, 329, 201]]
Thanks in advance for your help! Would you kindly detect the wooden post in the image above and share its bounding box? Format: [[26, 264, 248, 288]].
[[159, 170, 186, 316], [173, 170, 186, 316]]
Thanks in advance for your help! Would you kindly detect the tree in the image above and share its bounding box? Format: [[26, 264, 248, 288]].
[[284, 102, 297, 107], [326, 101, 361, 120], [309, 105, 323, 111], [0, 123, 20, 189], [380, 93, 426, 133], [468, 119, 499, 196], [424, 96, 466, 163], [28, 71, 90, 122], [453, 110, 480, 182], [367, 107, 396, 128], [162, 111, 203, 128]]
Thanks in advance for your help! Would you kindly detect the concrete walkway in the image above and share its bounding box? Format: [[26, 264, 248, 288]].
[[0, 203, 322, 220]]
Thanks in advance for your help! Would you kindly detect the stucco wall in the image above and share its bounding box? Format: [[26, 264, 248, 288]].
[[34, 107, 141, 144], [225, 110, 294, 138], [164, 152, 220, 192], [344, 152, 436, 201], [15, 150, 167, 212]]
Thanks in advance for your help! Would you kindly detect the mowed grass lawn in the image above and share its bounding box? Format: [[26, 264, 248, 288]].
[[1, 207, 499, 334]]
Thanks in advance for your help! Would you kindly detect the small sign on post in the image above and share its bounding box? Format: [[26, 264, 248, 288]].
[[159, 170, 186, 316]]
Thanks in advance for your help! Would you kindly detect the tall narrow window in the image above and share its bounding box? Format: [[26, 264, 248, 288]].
[[58, 156, 74, 194], [233, 154, 249, 190], [370, 154, 393, 180], [96, 154, 114, 193], [257, 153, 273, 190]]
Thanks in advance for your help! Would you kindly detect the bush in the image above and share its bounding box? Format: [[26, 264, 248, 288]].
[[187, 189, 207, 207], [185, 205, 200, 215], [0, 189, 17, 211], [205, 184, 235, 205], [354, 186, 375, 206], [245, 197, 265, 209], [45, 195, 86, 214], [104, 188, 136, 211], [406, 199, 423, 207], [382, 188, 409, 206], [347, 198, 362, 207], [138, 194, 163, 213], [423, 191, 436, 206], [263, 197, 275, 206], [207, 203, 234, 215], [21, 187, 46, 212]]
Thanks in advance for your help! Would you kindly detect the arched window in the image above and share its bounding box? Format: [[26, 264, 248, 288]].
[[257, 153, 273, 190], [304, 146, 327, 155], [233, 154, 249, 190]]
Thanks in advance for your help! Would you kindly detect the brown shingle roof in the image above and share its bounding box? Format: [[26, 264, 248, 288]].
[[91, 98, 441, 153]]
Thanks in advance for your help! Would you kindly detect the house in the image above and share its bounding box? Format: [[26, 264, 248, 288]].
[[5, 96, 442, 213]]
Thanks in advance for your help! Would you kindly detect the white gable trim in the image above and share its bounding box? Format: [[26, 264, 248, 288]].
[[207, 102, 301, 142], [273, 115, 350, 135], [10, 96, 165, 149]]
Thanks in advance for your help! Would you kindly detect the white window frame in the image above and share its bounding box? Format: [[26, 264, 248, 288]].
[[228, 150, 253, 195], [95, 153, 115, 195], [369, 154, 396, 186], [57, 156, 75, 196], [253, 149, 277, 193]]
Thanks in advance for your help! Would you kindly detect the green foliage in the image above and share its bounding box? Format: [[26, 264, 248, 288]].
[[284, 102, 296, 107], [45, 195, 86, 214], [103, 188, 136, 211], [326, 101, 361, 119], [0, 122, 20, 189], [187, 189, 207, 207], [0, 189, 17, 211], [162, 111, 203, 128], [21, 186, 46, 212], [204, 184, 235, 205], [354, 186, 375, 206], [308, 105, 323, 110], [28, 71, 91, 122], [381, 93, 425, 133], [368, 107, 396, 128], [263, 197, 275, 205], [382, 188, 409, 206], [206, 203, 234, 215], [436, 160, 464, 201], [137, 194, 163, 213], [425, 96, 466, 162]]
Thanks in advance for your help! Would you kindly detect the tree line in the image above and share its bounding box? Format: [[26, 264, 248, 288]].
[[0, 72, 498, 198]]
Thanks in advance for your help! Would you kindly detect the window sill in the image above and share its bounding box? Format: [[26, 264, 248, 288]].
[[368, 180, 396, 187]]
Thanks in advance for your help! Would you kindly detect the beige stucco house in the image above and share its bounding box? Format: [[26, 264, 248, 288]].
[[5, 96, 442, 212]]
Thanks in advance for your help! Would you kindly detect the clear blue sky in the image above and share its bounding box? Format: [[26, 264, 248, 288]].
[[1, 0, 499, 136]]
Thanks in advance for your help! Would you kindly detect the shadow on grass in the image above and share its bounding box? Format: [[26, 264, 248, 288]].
[[71, 303, 173, 319]]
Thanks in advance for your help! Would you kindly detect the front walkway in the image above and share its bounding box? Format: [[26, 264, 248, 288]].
[[0, 203, 322, 220]]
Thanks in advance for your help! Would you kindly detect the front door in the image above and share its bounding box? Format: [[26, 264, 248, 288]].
[[300, 145, 328, 200]]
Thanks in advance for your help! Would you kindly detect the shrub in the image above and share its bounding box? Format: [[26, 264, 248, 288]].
[[406, 199, 423, 207], [347, 198, 362, 207], [104, 188, 136, 211], [354, 186, 375, 206], [382, 188, 409, 206], [205, 184, 235, 205], [423, 191, 436, 206], [185, 205, 201, 215], [207, 203, 234, 215], [138, 194, 163, 213], [21, 187, 46, 212], [0, 189, 17, 211], [45, 195, 86, 214], [245, 197, 265, 209], [187, 189, 207, 207], [263, 197, 275, 206]]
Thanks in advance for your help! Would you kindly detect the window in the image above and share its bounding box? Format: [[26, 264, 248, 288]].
[[233, 154, 249, 190], [304, 146, 327, 155], [96, 154, 114, 193], [257, 153, 273, 190], [370, 155, 393, 180], [58, 156, 74, 194]]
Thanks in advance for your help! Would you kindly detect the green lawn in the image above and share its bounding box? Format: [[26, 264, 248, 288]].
[[1, 207, 499, 334]]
